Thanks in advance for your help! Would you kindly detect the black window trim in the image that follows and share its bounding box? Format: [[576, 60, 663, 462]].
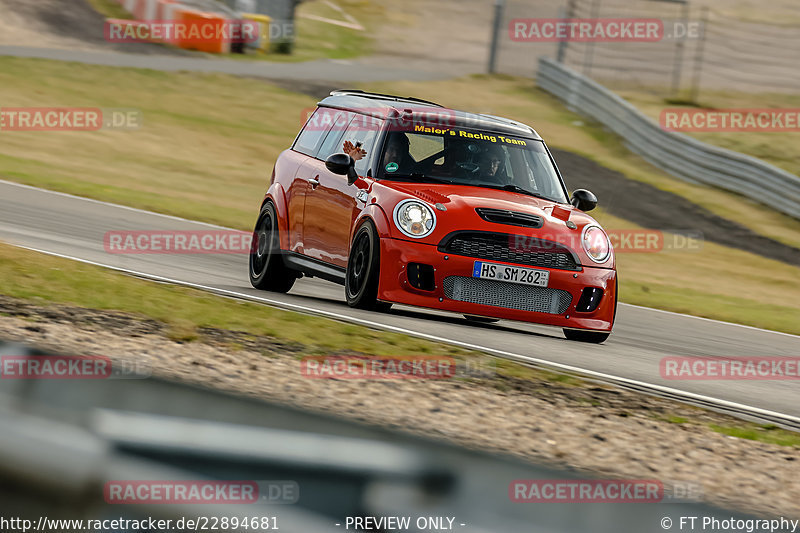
[[292, 107, 386, 173], [315, 110, 355, 161], [292, 107, 341, 158]]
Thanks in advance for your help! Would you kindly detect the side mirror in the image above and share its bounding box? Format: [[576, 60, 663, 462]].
[[570, 189, 598, 212], [325, 153, 360, 186]]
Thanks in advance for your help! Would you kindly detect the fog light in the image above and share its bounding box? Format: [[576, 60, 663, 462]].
[[576, 287, 603, 312], [407, 263, 436, 291]]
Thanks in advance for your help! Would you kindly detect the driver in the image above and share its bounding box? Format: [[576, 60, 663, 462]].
[[480, 147, 507, 182]]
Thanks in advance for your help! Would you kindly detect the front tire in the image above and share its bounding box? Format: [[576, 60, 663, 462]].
[[562, 329, 610, 343], [464, 315, 499, 324], [345, 221, 384, 310], [249, 201, 296, 293], [562, 277, 617, 344]]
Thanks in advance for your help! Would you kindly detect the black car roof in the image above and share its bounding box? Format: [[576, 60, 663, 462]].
[[318, 90, 543, 140]]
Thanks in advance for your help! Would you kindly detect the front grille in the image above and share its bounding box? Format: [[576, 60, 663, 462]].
[[443, 276, 572, 314], [439, 231, 581, 271], [476, 208, 543, 229]]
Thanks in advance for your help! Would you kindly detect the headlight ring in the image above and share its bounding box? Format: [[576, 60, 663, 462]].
[[581, 224, 611, 263], [393, 199, 437, 239]]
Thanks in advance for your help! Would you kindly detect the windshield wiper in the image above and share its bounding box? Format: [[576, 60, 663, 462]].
[[493, 184, 557, 202]]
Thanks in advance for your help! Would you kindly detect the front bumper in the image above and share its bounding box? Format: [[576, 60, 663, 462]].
[[378, 237, 617, 331]]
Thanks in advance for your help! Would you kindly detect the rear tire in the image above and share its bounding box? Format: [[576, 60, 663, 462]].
[[345, 221, 383, 310], [562, 329, 610, 344], [249, 202, 296, 293]]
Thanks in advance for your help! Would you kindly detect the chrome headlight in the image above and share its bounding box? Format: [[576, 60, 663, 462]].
[[581, 224, 611, 263], [393, 199, 437, 239]]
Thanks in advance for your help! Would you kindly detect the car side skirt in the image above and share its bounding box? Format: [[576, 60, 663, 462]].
[[282, 252, 346, 285]]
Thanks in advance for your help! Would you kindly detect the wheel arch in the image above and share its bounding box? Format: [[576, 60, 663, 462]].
[[352, 204, 391, 248], [264, 183, 290, 251]]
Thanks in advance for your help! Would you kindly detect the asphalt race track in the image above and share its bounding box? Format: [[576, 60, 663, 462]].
[[1, 179, 798, 419]]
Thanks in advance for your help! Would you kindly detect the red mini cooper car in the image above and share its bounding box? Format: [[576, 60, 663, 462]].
[[250, 91, 617, 343]]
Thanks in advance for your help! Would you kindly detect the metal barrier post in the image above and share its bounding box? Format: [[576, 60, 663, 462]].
[[487, 0, 506, 73], [582, 0, 602, 76], [689, 6, 709, 103], [671, 0, 690, 96]]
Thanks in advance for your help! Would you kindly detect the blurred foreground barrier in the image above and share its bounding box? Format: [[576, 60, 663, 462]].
[[0, 340, 760, 533], [537, 58, 800, 220]]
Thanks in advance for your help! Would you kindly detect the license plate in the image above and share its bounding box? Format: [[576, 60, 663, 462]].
[[472, 261, 549, 287]]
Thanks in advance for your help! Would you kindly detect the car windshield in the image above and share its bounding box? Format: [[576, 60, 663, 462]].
[[376, 127, 569, 203]]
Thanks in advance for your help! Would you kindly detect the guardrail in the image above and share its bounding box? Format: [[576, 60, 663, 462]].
[[537, 58, 800, 220]]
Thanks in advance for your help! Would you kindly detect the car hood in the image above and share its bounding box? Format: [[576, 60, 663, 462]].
[[385, 182, 596, 230], [375, 181, 612, 268]]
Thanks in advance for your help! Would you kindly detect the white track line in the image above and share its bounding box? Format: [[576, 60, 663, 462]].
[[2, 178, 796, 339], [10, 243, 800, 427]]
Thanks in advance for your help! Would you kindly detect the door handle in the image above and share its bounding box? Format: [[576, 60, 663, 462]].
[[307, 177, 320, 188]]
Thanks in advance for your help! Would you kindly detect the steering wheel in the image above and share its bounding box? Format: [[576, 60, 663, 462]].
[[478, 172, 506, 185], [457, 161, 480, 174]]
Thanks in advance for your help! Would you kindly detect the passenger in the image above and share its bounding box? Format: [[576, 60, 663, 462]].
[[381, 134, 414, 172], [342, 140, 367, 161]]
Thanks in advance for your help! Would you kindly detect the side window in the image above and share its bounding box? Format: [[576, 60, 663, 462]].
[[341, 115, 382, 175], [293, 107, 337, 157], [317, 111, 354, 160]]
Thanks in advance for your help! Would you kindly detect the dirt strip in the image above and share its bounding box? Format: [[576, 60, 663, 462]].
[[0, 296, 797, 518]]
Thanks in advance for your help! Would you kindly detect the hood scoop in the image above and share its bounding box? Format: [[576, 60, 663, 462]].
[[476, 208, 543, 229], [396, 187, 451, 205]]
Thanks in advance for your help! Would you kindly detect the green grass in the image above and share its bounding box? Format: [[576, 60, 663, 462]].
[[0, 56, 313, 228], [86, 0, 134, 20], [648, 415, 800, 448], [0, 57, 798, 334], [710, 423, 800, 448], [494, 359, 585, 387], [0, 243, 470, 357]]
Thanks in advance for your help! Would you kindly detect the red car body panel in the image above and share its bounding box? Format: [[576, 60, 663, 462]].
[[260, 95, 617, 333], [378, 237, 616, 331]]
